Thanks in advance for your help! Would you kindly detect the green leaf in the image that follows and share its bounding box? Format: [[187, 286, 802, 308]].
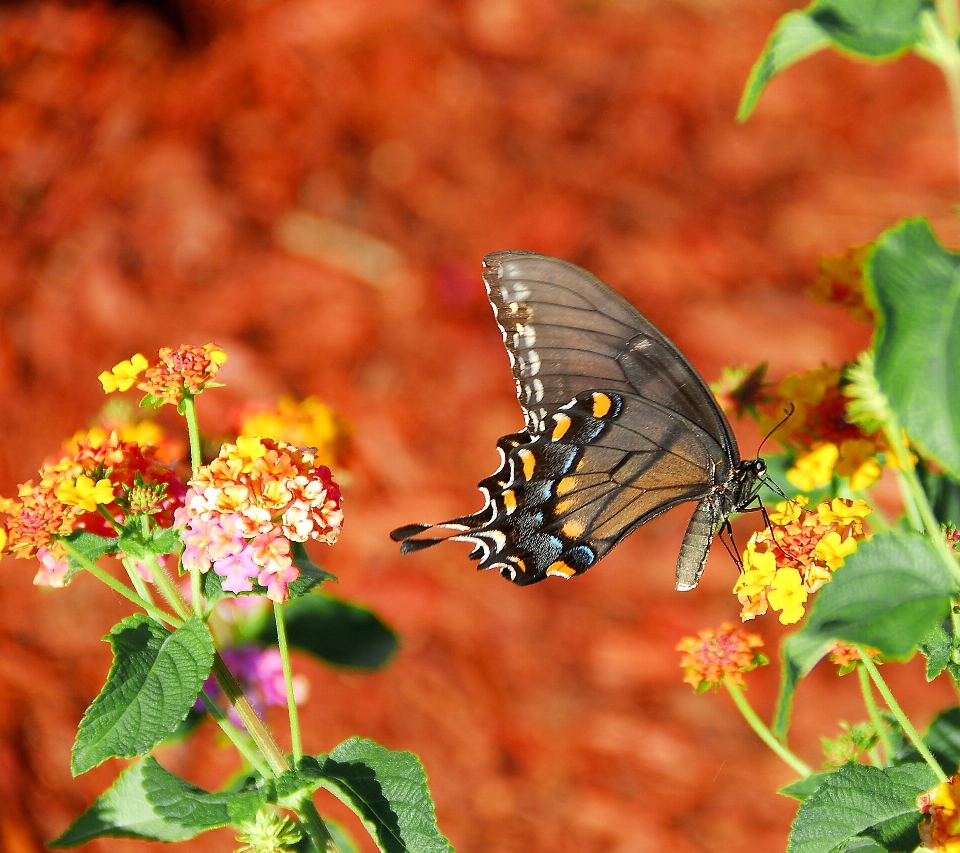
[[918, 459, 960, 528], [919, 619, 954, 681], [63, 529, 120, 580], [780, 771, 833, 801], [738, 12, 831, 120], [287, 542, 338, 598], [869, 218, 960, 478], [774, 632, 834, 740], [71, 615, 215, 775], [898, 706, 960, 773], [798, 530, 955, 658], [298, 738, 452, 853], [788, 762, 936, 853], [51, 756, 264, 846], [739, 0, 929, 121], [259, 593, 398, 670]]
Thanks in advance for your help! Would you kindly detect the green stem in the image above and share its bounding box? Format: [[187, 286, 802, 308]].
[[859, 649, 947, 782], [211, 653, 289, 776], [182, 394, 203, 477], [145, 553, 191, 622], [197, 689, 271, 778], [724, 679, 813, 777], [920, 9, 960, 186], [60, 540, 180, 628], [181, 393, 204, 617], [274, 601, 303, 762], [857, 660, 893, 761], [883, 424, 960, 586], [97, 504, 125, 535], [120, 556, 155, 605], [298, 798, 336, 853]]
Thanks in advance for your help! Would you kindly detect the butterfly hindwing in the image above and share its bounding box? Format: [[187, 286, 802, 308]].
[[392, 390, 729, 585]]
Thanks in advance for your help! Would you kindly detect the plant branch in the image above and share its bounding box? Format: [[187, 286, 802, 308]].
[[859, 650, 947, 782], [724, 679, 813, 777]]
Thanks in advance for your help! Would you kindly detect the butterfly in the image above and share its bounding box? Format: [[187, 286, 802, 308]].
[[391, 251, 766, 590]]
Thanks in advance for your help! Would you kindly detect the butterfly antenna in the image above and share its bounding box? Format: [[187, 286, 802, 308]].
[[757, 401, 795, 458]]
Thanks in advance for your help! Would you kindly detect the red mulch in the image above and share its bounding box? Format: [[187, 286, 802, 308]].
[[0, 0, 958, 851]]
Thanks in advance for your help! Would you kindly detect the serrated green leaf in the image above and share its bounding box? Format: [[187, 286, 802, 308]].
[[298, 738, 452, 853], [918, 460, 960, 528], [72, 615, 215, 775], [924, 707, 960, 774], [774, 633, 834, 740], [259, 594, 398, 670], [62, 529, 120, 580], [738, 12, 831, 120], [287, 542, 337, 598], [739, 0, 929, 121], [919, 619, 953, 681], [51, 756, 264, 846], [780, 771, 833, 801], [788, 762, 936, 853], [799, 531, 955, 658], [869, 218, 960, 478]]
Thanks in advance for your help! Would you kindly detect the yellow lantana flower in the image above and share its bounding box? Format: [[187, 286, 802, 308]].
[[815, 531, 858, 570], [56, 475, 116, 513], [235, 436, 268, 473], [768, 496, 809, 525], [817, 497, 871, 526], [98, 354, 149, 393], [787, 443, 839, 491], [768, 568, 808, 625]]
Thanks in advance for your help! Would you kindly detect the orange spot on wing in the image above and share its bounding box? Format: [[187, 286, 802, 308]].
[[546, 560, 575, 578], [591, 392, 612, 418]]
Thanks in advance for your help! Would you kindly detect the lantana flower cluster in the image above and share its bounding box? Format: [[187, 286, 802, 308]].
[[100, 342, 227, 404], [676, 622, 767, 691], [919, 775, 960, 853], [1, 431, 186, 587], [177, 437, 343, 601], [734, 497, 871, 625]]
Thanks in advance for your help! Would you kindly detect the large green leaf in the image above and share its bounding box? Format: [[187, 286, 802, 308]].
[[896, 706, 960, 773], [869, 218, 960, 478], [298, 738, 452, 853], [50, 756, 264, 846], [797, 531, 955, 658], [259, 593, 398, 670], [788, 762, 936, 853], [774, 632, 834, 740], [739, 0, 930, 120], [71, 615, 214, 775]]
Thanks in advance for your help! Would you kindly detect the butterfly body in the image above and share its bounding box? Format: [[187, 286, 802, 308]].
[[391, 252, 765, 590]]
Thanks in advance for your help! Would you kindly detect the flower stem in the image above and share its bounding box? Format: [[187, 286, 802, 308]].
[[857, 660, 893, 761], [196, 689, 271, 778], [211, 653, 289, 776], [181, 393, 204, 617], [298, 799, 336, 853], [724, 679, 813, 777], [61, 541, 180, 628], [883, 424, 960, 586], [274, 601, 303, 762], [858, 649, 947, 782], [145, 553, 191, 622], [120, 556, 155, 605]]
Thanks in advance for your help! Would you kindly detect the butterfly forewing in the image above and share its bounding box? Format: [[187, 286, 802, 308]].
[[484, 251, 739, 462]]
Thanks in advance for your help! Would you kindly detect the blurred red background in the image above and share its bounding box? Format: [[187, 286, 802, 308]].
[[1, 0, 959, 851]]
